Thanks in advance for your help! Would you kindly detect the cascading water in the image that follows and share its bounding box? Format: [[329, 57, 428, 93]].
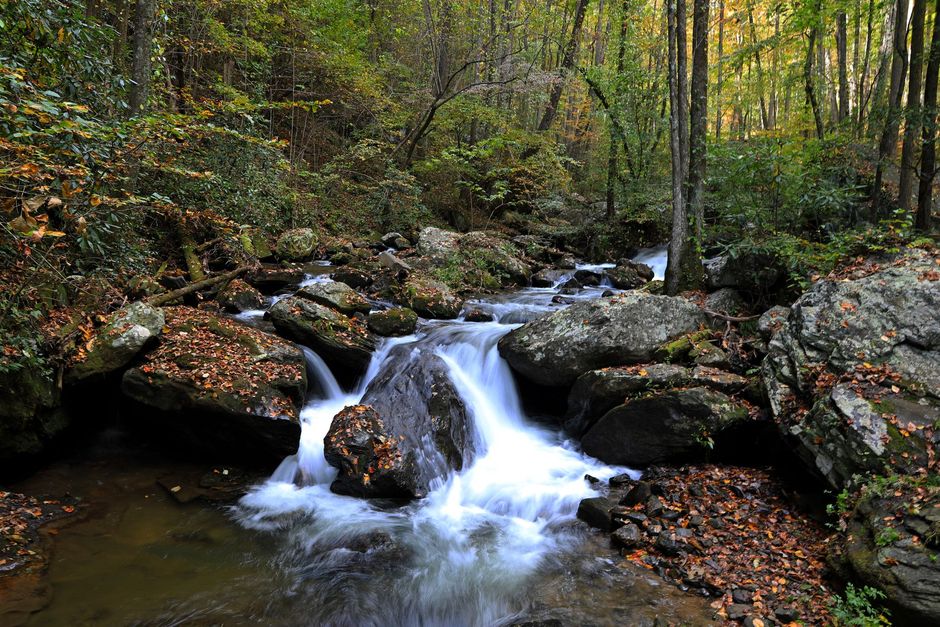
[[235, 249, 667, 625]]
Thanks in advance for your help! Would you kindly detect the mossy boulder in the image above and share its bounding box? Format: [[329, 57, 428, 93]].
[[269, 296, 376, 372], [297, 281, 371, 316], [275, 228, 317, 261], [400, 275, 463, 320], [66, 301, 165, 382], [498, 292, 707, 387], [0, 363, 68, 463], [217, 279, 264, 313], [367, 308, 418, 337]]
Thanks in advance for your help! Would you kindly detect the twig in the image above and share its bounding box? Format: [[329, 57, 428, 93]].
[[145, 266, 248, 307]]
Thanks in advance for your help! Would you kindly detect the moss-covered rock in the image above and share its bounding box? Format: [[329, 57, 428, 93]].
[[367, 308, 418, 337], [269, 296, 376, 372], [67, 301, 165, 382], [275, 227, 317, 261], [0, 363, 68, 463], [297, 281, 371, 316], [217, 279, 264, 313], [399, 275, 463, 320]]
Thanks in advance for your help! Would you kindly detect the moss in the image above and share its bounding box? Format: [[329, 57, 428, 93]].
[[655, 330, 713, 363]]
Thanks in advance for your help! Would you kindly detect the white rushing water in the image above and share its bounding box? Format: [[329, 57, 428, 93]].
[[236, 249, 667, 625]]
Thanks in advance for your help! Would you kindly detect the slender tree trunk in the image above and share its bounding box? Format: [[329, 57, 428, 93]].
[[870, 2, 899, 136], [872, 0, 911, 212], [899, 0, 928, 210], [747, 3, 769, 129], [537, 0, 591, 131], [687, 0, 709, 244], [129, 0, 155, 115], [666, 0, 685, 296], [676, 0, 688, 181], [594, 0, 607, 66], [805, 26, 825, 139], [856, 0, 875, 136], [916, 0, 940, 230], [715, 0, 724, 139], [837, 10, 851, 121]]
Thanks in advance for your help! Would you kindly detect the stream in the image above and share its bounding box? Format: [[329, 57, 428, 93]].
[[14, 245, 715, 626]]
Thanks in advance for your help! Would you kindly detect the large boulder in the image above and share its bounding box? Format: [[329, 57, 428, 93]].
[[269, 297, 376, 373], [121, 307, 305, 465], [564, 364, 691, 437], [581, 387, 749, 466], [217, 279, 264, 313], [66, 301, 165, 382], [275, 228, 317, 261], [605, 260, 654, 290], [0, 362, 68, 463], [297, 281, 371, 316], [842, 484, 940, 624], [498, 292, 707, 387], [415, 227, 531, 288], [324, 347, 474, 498], [400, 275, 464, 320], [704, 251, 786, 297], [763, 249, 940, 489]]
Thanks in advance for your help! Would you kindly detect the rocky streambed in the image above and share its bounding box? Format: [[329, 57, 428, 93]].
[[1, 227, 938, 626]]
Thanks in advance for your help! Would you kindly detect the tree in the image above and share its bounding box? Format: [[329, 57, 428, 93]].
[[898, 0, 928, 210], [128, 0, 155, 115], [686, 0, 708, 243], [665, 0, 688, 296], [916, 0, 940, 230]]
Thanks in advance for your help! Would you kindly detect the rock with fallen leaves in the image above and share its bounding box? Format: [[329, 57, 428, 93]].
[[581, 387, 751, 466], [121, 307, 305, 466], [217, 279, 264, 313], [297, 280, 372, 316], [763, 248, 940, 489], [399, 274, 464, 320], [498, 292, 708, 387], [269, 296, 376, 373], [324, 346, 474, 498], [66, 301, 165, 382]]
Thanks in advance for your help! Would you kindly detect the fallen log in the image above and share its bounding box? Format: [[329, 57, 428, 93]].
[[145, 266, 249, 307]]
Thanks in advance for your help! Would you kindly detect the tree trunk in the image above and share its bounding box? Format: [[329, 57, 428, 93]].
[[687, 0, 709, 244], [129, 0, 155, 115], [747, 3, 769, 130], [836, 10, 851, 122], [899, 0, 928, 210], [916, 0, 940, 230], [869, 2, 899, 136], [872, 0, 911, 213], [805, 27, 825, 139], [666, 0, 689, 296], [856, 0, 875, 136], [537, 0, 591, 131], [715, 0, 724, 139], [676, 0, 688, 182]]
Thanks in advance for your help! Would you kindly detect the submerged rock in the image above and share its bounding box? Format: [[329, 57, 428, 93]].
[[324, 347, 474, 498], [120, 307, 305, 465], [269, 296, 376, 373], [66, 301, 165, 382], [498, 292, 707, 387], [581, 387, 749, 466]]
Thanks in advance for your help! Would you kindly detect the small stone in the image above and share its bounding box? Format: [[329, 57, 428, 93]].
[[773, 607, 799, 622], [732, 588, 754, 604], [621, 481, 652, 506], [464, 309, 494, 322], [623, 512, 648, 525], [584, 474, 601, 485], [675, 527, 694, 539], [661, 509, 681, 521], [743, 617, 766, 627], [612, 523, 642, 548], [608, 473, 634, 487], [727, 604, 752, 621], [646, 495, 664, 517], [577, 497, 615, 532], [655, 532, 682, 556], [709, 518, 727, 529], [689, 484, 705, 497], [689, 515, 704, 527]]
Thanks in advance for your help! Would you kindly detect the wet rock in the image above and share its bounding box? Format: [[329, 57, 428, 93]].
[[577, 496, 616, 531], [605, 260, 654, 289], [298, 281, 371, 316], [367, 308, 418, 337], [732, 588, 754, 604], [726, 604, 752, 621], [325, 347, 474, 499], [331, 267, 373, 289], [608, 473, 635, 487], [275, 227, 317, 261], [612, 523, 642, 548], [621, 481, 652, 506], [464, 309, 494, 322], [246, 264, 305, 293], [121, 307, 304, 465], [217, 279, 264, 313], [400, 275, 463, 320], [654, 532, 682, 556], [531, 268, 563, 288], [381, 232, 411, 249], [498, 292, 707, 387], [582, 387, 749, 466], [565, 364, 691, 437], [270, 297, 375, 373], [574, 269, 602, 286], [67, 301, 165, 382], [646, 495, 664, 517]]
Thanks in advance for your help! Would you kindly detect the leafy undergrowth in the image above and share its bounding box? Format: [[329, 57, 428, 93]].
[[0, 490, 79, 577], [611, 465, 833, 624]]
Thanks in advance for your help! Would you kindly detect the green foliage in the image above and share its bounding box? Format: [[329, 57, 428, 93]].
[[828, 584, 892, 626], [876, 527, 901, 547]]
